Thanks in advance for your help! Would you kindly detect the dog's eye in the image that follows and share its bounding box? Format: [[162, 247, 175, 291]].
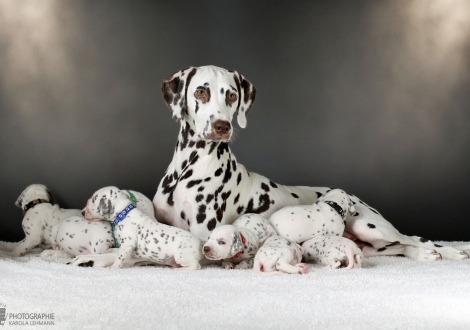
[[227, 93, 237, 101], [218, 239, 226, 245], [194, 90, 206, 98]]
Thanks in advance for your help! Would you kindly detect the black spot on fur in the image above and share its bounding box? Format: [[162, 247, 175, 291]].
[[234, 194, 240, 204], [237, 173, 242, 186], [207, 218, 217, 231], [187, 180, 202, 188], [217, 143, 229, 159], [206, 194, 214, 203], [367, 223, 376, 229], [419, 237, 429, 243], [291, 193, 299, 199], [196, 205, 206, 223], [196, 140, 206, 149], [261, 183, 270, 192], [180, 169, 193, 180], [195, 194, 204, 202], [214, 168, 223, 176], [316, 192, 323, 198], [269, 181, 278, 189], [377, 247, 387, 252]]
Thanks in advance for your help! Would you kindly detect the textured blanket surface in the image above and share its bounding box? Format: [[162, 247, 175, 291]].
[[1, 241, 470, 330]]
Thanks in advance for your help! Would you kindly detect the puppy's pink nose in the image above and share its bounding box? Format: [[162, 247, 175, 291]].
[[212, 120, 231, 136], [203, 246, 211, 253]]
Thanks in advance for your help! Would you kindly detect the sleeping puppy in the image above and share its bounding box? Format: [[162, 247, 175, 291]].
[[253, 236, 308, 275], [40, 190, 154, 259], [83, 186, 204, 270], [302, 235, 363, 269], [11, 184, 82, 257], [202, 214, 276, 269], [268, 189, 355, 244]]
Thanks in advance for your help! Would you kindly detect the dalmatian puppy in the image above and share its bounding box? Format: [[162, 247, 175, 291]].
[[153, 65, 467, 261], [40, 190, 154, 259], [40, 216, 114, 259], [253, 236, 308, 275], [202, 213, 276, 269], [302, 235, 363, 269], [269, 189, 355, 244], [82, 186, 204, 269], [10, 184, 82, 257]]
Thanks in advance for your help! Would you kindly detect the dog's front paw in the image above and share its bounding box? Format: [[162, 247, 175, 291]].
[[296, 263, 309, 274]]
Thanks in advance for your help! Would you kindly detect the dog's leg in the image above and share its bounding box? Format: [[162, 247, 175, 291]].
[[40, 249, 73, 259], [234, 258, 254, 269], [110, 245, 134, 269], [69, 252, 117, 267], [275, 259, 308, 274], [10, 237, 42, 257], [346, 202, 468, 260]]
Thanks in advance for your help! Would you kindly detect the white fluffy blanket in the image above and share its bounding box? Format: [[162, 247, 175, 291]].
[[1, 241, 470, 329]]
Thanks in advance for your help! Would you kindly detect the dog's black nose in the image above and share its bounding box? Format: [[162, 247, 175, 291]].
[[203, 246, 211, 253], [212, 120, 231, 136]]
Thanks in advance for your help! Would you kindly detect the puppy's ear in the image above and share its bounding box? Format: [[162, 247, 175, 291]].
[[15, 188, 26, 208], [232, 71, 256, 129], [46, 189, 55, 205], [348, 200, 356, 216], [230, 232, 244, 257], [161, 67, 198, 122], [95, 194, 115, 218]]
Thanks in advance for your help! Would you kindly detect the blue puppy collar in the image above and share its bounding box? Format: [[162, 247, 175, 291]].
[[113, 204, 136, 225]]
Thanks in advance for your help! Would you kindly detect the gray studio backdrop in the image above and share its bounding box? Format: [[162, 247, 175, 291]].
[[1, 0, 469, 242]]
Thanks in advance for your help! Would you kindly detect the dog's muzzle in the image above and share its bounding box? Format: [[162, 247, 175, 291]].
[[210, 120, 231, 141]]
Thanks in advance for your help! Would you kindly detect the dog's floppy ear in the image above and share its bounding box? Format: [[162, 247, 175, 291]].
[[15, 188, 26, 208], [46, 189, 55, 205], [161, 67, 198, 122], [230, 231, 244, 257], [232, 71, 256, 129]]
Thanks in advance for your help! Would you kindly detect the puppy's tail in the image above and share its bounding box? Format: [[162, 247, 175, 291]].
[[344, 246, 356, 270], [253, 260, 279, 275]]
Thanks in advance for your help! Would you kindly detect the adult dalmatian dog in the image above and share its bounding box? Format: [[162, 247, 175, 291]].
[[152, 65, 467, 262]]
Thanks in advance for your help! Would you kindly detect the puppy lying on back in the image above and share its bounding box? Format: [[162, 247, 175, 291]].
[[202, 214, 276, 269], [302, 235, 363, 269], [83, 186, 204, 270], [11, 184, 82, 257], [268, 189, 355, 244], [253, 236, 308, 275], [41, 190, 155, 259]]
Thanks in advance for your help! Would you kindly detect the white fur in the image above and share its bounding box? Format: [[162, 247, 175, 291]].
[[203, 213, 276, 269], [253, 236, 308, 275], [302, 235, 363, 269], [11, 184, 81, 257], [78, 186, 203, 269]]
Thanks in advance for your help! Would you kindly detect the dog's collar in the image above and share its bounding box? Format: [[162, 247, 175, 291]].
[[23, 199, 50, 215], [231, 233, 246, 259], [113, 204, 136, 225], [111, 194, 138, 244], [324, 201, 345, 218], [127, 190, 137, 204], [111, 223, 120, 248]]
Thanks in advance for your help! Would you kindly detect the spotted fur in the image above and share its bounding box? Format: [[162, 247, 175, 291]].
[[202, 213, 277, 269], [302, 235, 363, 269], [82, 186, 203, 270], [153, 65, 468, 262], [253, 236, 308, 275]]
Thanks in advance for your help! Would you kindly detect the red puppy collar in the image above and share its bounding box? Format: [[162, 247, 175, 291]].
[[231, 233, 246, 259]]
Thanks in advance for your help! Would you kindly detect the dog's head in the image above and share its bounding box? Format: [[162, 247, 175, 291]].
[[15, 184, 55, 209], [318, 189, 356, 220], [82, 186, 131, 222], [161, 65, 256, 142], [202, 225, 244, 260]]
